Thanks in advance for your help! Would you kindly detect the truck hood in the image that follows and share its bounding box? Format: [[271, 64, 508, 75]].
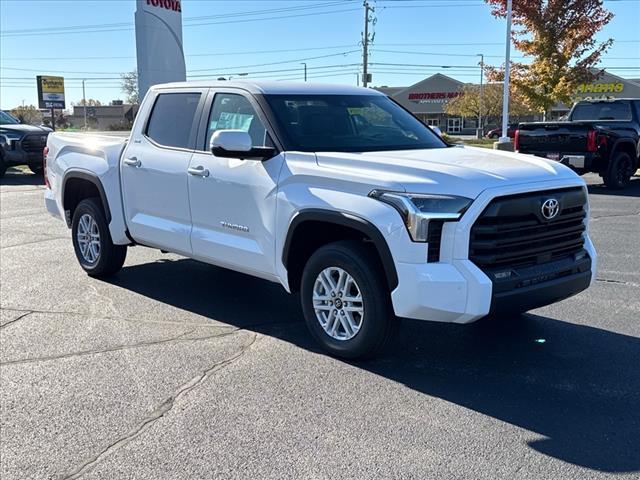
[[0, 124, 52, 134], [315, 146, 579, 198]]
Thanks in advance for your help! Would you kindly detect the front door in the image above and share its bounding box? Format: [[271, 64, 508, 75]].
[[187, 90, 283, 279], [447, 117, 461, 134], [121, 90, 205, 255]]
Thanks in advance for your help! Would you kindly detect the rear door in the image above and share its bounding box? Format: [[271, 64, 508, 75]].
[[121, 89, 206, 255], [186, 89, 284, 279]]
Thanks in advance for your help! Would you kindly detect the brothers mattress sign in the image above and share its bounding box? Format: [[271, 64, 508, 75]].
[[135, 0, 186, 100], [36, 76, 65, 109]]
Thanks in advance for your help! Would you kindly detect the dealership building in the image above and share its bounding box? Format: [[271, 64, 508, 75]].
[[376, 70, 640, 135]]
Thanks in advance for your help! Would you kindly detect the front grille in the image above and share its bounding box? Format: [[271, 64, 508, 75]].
[[21, 134, 48, 156], [427, 220, 444, 262], [469, 187, 587, 271]]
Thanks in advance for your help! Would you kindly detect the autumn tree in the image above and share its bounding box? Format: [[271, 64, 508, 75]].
[[120, 71, 139, 104], [485, 0, 614, 116], [444, 83, 533, 125], [10, 105, 43, 125]]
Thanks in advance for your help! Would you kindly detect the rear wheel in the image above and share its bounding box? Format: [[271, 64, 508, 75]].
[[0, 154, 6, 178], [300, 241, 397, 359], [603, 151, 634, 189], [71, 198, 127, 277]]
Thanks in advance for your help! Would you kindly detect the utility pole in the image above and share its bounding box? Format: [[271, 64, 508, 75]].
[[362, 1, 372, 88], [499, 0, 513, 144], [477, 53, 484, 139], [82, 79, 88, 131], [301, 62, 307, 82]]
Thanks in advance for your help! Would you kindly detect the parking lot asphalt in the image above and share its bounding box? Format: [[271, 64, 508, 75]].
[[1, 169, 639, 480]]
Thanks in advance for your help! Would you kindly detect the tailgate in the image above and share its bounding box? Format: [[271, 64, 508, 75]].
[[517, 122, 590, 156]]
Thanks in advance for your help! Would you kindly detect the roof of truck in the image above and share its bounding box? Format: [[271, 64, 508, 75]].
[[152, 80, 384, 96]]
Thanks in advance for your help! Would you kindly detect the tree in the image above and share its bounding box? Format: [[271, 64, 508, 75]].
[[121, 71, 139, 104], [10, 105, 43, 125], [444, 83, 533, 124], [485, 0, 614, 116], [76, 98, 102, 106]]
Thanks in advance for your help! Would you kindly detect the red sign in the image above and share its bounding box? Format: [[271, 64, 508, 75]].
[[408, 92, 463, 101], [146, 0, 181, 12]]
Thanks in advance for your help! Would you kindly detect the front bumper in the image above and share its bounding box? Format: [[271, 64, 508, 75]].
[[389, 180, 597, 323], [391, 241, 595, 323]]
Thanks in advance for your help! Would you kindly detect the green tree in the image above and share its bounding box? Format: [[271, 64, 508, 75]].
[[444, 83, 533, 125], [121, 71, 139, 105], [485, 0, 614, 116]]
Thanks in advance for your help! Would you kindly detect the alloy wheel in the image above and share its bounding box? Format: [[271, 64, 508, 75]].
[[76, 213, 101, 264], [312, 267, 364, 341]]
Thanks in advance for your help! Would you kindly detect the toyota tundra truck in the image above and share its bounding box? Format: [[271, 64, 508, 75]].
[[44, 81, 597, 358], [516, 99, 640, 189]]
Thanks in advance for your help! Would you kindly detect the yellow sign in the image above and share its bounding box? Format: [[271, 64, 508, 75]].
[[576, 82, 624, 94], [40, 76, 64, 93], [37, 75, 66, 109]]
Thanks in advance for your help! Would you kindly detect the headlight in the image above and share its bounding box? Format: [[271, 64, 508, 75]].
[[0, 131, 23, 142], [370, 190, 472, 242]]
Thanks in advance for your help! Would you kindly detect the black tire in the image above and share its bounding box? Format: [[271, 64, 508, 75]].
[[28, 163, 44, 176], [0, 154, 6, 178], [300, 240, 398, 359], [603, 151, 634, 189], [71, 198, 127, 277]]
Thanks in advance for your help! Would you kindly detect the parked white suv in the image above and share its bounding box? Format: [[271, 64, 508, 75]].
[[44, 81, 596, 358]]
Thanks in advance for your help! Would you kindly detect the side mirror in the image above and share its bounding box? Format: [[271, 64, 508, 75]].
[[431, 126, 443, 138], [210, 130, 276, 161]]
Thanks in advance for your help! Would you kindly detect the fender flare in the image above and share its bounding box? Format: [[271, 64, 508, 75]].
[[61, 170, 112, 226], [610, 139, 639, 165], [282, 208, 399, 290]]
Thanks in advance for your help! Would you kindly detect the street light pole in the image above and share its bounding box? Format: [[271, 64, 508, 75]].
[[301, 62, 307, 82], [82, 79, 87, 131], [499, 0, 513, 144], [477, 53, 484, 139]]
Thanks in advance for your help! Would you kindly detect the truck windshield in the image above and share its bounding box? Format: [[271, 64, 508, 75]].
[[263, 94, 447, 152], [0, 111, 19, 125], [571, 102, 632, 121]]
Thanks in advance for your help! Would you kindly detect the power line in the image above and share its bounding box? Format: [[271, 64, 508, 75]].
[[0, 6, 362, 38], [0, 2, 344, 34], [0, 45, 360, 62]]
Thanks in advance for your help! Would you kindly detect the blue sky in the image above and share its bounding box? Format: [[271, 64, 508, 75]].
[[1, 0, 639, 109]]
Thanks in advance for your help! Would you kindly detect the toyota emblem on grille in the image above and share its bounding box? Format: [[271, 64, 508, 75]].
[[541, 198, 560, 220]]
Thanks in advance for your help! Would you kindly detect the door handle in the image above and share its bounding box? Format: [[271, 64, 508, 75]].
[[188, 166, 210, 177], [123, 157, 141, 167]]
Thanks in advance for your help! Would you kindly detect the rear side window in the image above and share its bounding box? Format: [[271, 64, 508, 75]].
[[146, 92, 201, 149], [571, 102, 632, 121]]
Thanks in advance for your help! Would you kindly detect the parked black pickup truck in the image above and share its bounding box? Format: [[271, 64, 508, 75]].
[[0, 111, 51, 178], [516, 99, 640, 189]]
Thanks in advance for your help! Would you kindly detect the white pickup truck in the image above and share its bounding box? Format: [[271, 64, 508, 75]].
[[44, 81, 596, 358]]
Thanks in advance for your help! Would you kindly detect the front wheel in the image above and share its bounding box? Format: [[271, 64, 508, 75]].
[[0, 154, 6, 178], [603, 151, 634, 189], [29, 163, 44, 176], [71, 198, 127, 277], [300, 241, 397, 359]]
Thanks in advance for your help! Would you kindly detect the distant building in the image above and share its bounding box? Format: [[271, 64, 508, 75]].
[[375, 70, 640, 135], [68, 102, 139, 130]]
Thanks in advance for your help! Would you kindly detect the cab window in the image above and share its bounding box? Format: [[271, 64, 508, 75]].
[[206, 93, 269, 149], [146, 92, 202, 149]]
